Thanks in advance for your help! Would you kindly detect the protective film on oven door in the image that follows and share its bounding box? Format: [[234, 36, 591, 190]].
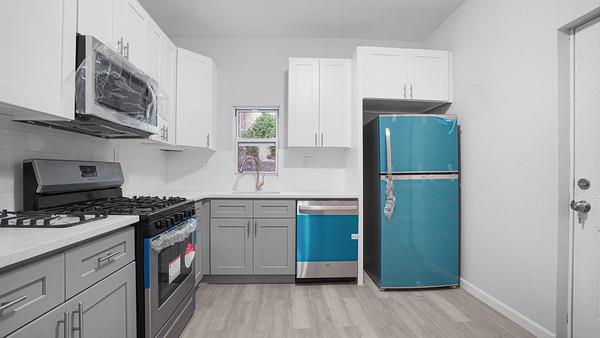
[[145, 218, 197, 305]]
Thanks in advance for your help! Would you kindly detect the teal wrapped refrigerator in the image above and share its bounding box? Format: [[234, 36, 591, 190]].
[[363, 114, 459, 289]]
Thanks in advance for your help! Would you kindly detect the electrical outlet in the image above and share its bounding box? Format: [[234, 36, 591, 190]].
[[303, 156, 313, 166]]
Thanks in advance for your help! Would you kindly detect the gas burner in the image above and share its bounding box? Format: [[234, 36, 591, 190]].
[[0, 209, 108, 228], [43, 196, 188, 216]]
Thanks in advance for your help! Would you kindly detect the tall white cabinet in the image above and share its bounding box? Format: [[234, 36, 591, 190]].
[[288, 58, 352, 148], [176, 48, 217, 149], [0, 0, 77, 120], [358, 47, 452, 102]]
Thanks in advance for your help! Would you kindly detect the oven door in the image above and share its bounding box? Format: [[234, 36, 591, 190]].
[[146, 218, 197, 337], [76, 34, 159, 137]]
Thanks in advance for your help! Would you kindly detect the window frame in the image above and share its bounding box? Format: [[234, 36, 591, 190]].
[[234, 106, 279, 175]]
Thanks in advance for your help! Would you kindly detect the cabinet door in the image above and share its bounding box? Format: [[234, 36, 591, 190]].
[[114, 0, 148, 70], [406, 49, 451, 102], [77, 0, 114, 48], [0, 0, 76, 120], [210, 219, 253, 274], [176, 48, 215, 148], [319, 59, 352, 148], [145, 19, 162, 82], [161, 37, 177, 145], [253, 219, 296, 275], [6, 303, 69, 338], [360, 47, 407, 100], [288, 58, 320, 147], [67, 262, 137, 338]]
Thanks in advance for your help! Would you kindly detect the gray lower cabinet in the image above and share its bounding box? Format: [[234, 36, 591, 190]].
[[253, 219, 295, 275], [210, 218, 253, 274], [0, 254, 65, 337], [8, 262, 136, 338]]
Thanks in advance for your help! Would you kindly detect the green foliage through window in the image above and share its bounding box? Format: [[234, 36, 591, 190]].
[[240, 113, 276, 139]]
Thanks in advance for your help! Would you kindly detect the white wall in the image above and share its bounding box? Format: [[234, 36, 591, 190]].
[[0, 113, 169, 210], [424, 0, 600, 336], [166, 37, 421, 196]]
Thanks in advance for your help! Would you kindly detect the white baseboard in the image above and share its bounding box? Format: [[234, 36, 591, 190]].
[[460, 278, 556, 338]]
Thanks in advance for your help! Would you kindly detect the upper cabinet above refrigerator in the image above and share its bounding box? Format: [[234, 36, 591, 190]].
[[357, 47, 452, 113], [288, 58, 352, 148]]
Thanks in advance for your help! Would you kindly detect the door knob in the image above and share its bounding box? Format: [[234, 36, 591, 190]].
[[571, 200, 591, 213]]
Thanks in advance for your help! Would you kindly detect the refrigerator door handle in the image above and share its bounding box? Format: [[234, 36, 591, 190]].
[[385, 128, 393, 175], [384, 127, 396, 222]]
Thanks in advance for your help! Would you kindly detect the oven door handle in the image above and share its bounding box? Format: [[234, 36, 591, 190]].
[[150, 218, 197, 253]]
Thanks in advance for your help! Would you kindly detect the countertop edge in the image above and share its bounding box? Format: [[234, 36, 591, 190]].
[[180, 192, 361, 201], [0, 215, 139, 272]]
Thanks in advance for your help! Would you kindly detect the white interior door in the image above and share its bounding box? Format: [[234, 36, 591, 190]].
[[573, 16, 600, 338]]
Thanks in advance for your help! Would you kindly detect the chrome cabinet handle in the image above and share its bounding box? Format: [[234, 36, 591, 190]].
[[254, 221, 257, 238], [97, 251, 120, 266], [321, 133, 324, 147], [314, 132, 317, 146], [117, 37, 124, 56], [403, 84, 407, 99], [0, 295, 27, 314], [124, 42, 130, 60], [64, 311, 70, 338], [72, 302, 84, 338], [165, 127, 169, 141], [206, 134, 210, 147], [247, 220, 250, 237], [410, 84, 413, 99]]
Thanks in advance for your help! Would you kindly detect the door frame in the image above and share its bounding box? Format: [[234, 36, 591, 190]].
[[565, 13, 600, 338]]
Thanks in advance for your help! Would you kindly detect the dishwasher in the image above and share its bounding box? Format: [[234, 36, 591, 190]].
[[296, 200, 359, 280]]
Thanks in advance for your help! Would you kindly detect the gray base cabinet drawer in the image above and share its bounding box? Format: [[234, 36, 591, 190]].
[[211, 200, 253, 218], [8, 263, 137, 338], [253, 200, 295, 218], [0, 254, 65, 337], [65, 227, 134, 299]]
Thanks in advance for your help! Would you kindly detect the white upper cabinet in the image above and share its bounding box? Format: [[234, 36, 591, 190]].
[[78, 0, 149, 72], [358, 46, 452, 102], [148, 27, 177, 146], [319, 59, 352, 148], [361, 47, 407, 100], [288, 58, 352, 148], [77, 0, 114, 47], [114, 0, 149, 71], [145, 19, 162, 82], [0, 0, 77, 120], [288, 58, 320, 147], [406, 49, 451, 101], [176, 48, 217, 149]]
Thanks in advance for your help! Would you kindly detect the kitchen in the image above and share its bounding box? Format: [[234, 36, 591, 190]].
[[0, 0, 597, 337]]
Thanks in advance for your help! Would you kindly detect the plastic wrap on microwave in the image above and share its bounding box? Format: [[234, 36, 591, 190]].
[[151, 218, 197, 253], [74, 42, 164, 128]]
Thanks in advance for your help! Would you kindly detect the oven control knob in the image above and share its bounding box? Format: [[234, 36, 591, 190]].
[[154, 221, 160, 229]]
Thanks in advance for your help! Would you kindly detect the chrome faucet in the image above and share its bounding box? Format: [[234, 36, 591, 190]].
[[239, 155, 265, 192]]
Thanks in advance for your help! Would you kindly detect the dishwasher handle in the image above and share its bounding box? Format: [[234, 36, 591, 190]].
[[297, 202, 358, 215]]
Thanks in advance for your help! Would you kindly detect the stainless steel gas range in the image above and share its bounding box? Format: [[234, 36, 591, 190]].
[[12, 159, 197, 338]]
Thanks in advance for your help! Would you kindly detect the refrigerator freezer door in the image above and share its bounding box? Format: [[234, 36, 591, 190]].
[[378, 115, 458, 173], [379, 175, 459, 288]]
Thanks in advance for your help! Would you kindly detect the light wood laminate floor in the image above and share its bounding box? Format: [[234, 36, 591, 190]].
[[181, 275, 533, 338]]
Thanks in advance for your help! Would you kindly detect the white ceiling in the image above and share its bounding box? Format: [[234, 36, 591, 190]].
[[138, 0, 465, 41]]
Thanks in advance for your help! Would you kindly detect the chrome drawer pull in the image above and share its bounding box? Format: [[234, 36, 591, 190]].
[[72, 302, 84, 338], [97, 251, 120, 266], [64, 311, 70, 338], [0, 295, 27, 314]]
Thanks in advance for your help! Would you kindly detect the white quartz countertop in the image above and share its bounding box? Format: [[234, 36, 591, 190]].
[[0, 215, 139, 271], [181, 191, 360, 201]]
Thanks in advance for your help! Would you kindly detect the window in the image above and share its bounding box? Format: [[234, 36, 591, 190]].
[[235, 107, 278, 174]]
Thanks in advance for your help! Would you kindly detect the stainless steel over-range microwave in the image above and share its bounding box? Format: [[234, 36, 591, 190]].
[[27, 34, 159, 138]]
